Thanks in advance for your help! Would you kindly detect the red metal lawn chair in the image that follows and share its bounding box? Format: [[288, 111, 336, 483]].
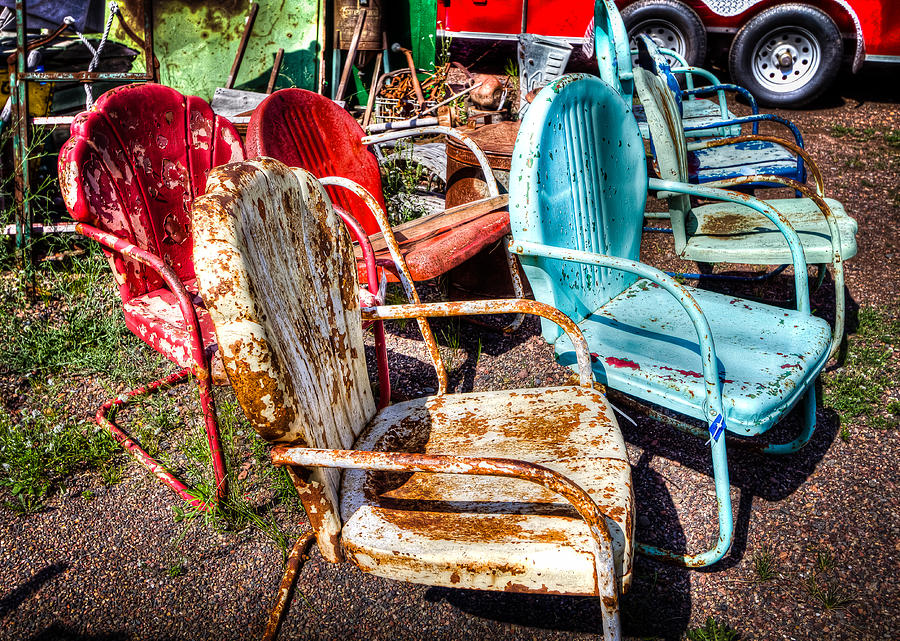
[[57, 83, 246, 506], [244, 88, 526, 333]]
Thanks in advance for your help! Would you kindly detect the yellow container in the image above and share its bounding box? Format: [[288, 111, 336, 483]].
[[0, 68, 53, 117]]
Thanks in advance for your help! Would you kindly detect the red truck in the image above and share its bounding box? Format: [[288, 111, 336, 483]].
[[436, 0, 900, 106]]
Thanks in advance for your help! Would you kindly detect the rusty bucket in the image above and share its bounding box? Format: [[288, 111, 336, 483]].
[[335, 0, 383, 50]]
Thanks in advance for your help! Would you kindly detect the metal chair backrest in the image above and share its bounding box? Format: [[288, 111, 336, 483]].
[[58, 83, 245, 303], [632, 35, 695, 236], [594, 0, 634, 101], [509, 73, 647, 342], [245, 88, 387, 237], [193, 158, 376, 536]]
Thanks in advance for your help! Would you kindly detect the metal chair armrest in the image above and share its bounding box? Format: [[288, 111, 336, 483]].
[[509, 239, 727, 426], [649, 177, 812, 313], [363, 298, 594, 387], [686, 134, 821, 196], [75, 222, 208, 376], [270, 446, 622, 617]]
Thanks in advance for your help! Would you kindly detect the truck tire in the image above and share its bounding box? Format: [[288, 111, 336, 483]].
[[622, 0, 707, 67], [729, 4, 843, 107]]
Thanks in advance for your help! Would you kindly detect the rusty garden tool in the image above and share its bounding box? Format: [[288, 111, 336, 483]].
[[391, 42, 425, 105], [226, 2, 258, 89]]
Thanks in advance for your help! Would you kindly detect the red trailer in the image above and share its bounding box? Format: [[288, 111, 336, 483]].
[[436, 0, 900, 106]]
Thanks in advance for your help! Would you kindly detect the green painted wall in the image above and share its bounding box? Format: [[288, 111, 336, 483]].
[[113, 1, 324, 102]]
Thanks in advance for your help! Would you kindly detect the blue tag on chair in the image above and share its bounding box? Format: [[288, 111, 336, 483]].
[[708, 413, 726, 442]]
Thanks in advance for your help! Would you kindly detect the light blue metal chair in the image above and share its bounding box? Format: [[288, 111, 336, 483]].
[[594, 0, 743, 140], [594, 1, 809, 189], [508, 72, 834, 568]]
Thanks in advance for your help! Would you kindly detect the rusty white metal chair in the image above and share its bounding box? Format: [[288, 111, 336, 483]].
[[192, 157, 634, 641], [57, 83, 247, 505]]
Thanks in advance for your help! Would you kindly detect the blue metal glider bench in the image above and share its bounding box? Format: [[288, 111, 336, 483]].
[[508, 73, 833, 567]]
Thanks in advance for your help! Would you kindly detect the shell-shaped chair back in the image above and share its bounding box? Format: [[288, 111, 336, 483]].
[[193, 158, 376, 532], [632, 35, 693, 216], [509, 73, 647, 343], [58, 83, 245, 303], [594, 0, 634, 101], [245, 88, 387, 237]]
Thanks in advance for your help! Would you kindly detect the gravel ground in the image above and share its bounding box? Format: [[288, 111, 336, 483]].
[[1, 68, 898, 641]]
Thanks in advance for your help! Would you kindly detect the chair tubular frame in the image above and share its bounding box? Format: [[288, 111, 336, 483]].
[[77, 222, 227, 508]]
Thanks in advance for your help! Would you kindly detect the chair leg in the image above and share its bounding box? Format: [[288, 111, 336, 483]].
[[96, 366, 226, 508], [262, 531, 316, 641], [196, 366, 228, 502], [636, 429, 734, 568], [372, 320, 391, 408], [502, 238, 525, 333], [762, 386, 817, 455]]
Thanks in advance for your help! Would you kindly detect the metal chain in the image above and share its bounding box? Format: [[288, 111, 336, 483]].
[[63, 2, 119, 109]]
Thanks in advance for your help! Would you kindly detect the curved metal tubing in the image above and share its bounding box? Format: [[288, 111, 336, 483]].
[[77, 223, 227, 504], [509, 239, 733, 567], [271, 447, 621, 640], [649, 178, 812, 313], [690, 135, 823, 197], [334, 206, 391, 409], [360, 127, 526, 331], [321, 176, 449, 395], [700, 174, 844, 361], [681, 84, 760, 125], [363, 298, 595, 388], [363, 126, 500, 198]]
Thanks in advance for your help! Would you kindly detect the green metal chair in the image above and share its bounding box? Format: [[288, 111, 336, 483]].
[[508, 72, 833, 567], [632, 35, 856, 360]]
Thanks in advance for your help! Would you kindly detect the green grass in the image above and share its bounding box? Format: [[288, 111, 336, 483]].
[[799, 548, 855, 611], [0, 246, 164, 382], [380, 140, 443, 227], [685, 617, 740, 641], [171, 394, 301, 562], [752, 546, 777, 582], [0, 403, 122, 513], [823, 306, 900, 433], [828, 124, 899, 148]]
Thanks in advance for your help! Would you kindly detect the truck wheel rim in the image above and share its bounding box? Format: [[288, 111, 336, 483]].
[[751, 26, 821, 93], [629, 20, 686, 65]]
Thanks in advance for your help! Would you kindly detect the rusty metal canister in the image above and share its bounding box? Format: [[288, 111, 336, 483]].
[[445, 120, 519, 206], [335, 0, 383, 50], [445, 120, 529, 298]]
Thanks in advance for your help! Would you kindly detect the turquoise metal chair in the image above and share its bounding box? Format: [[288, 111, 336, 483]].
[[632, 35, 856, 360], [593, 0, 742, 140], [508, 73, 834, 567]]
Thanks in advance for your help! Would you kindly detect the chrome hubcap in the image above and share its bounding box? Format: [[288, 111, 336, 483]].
[[751, 26, 821, 93], [630, 20, 686, 67]]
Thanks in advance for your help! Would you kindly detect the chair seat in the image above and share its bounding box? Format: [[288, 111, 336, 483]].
[[685, 196, 858, 264], [122, 279, 226, 383], [635, 99, 741, 139], [340, 386, 633, 595], [689, 139, 800, 184], [551, 281, 832, 435]]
